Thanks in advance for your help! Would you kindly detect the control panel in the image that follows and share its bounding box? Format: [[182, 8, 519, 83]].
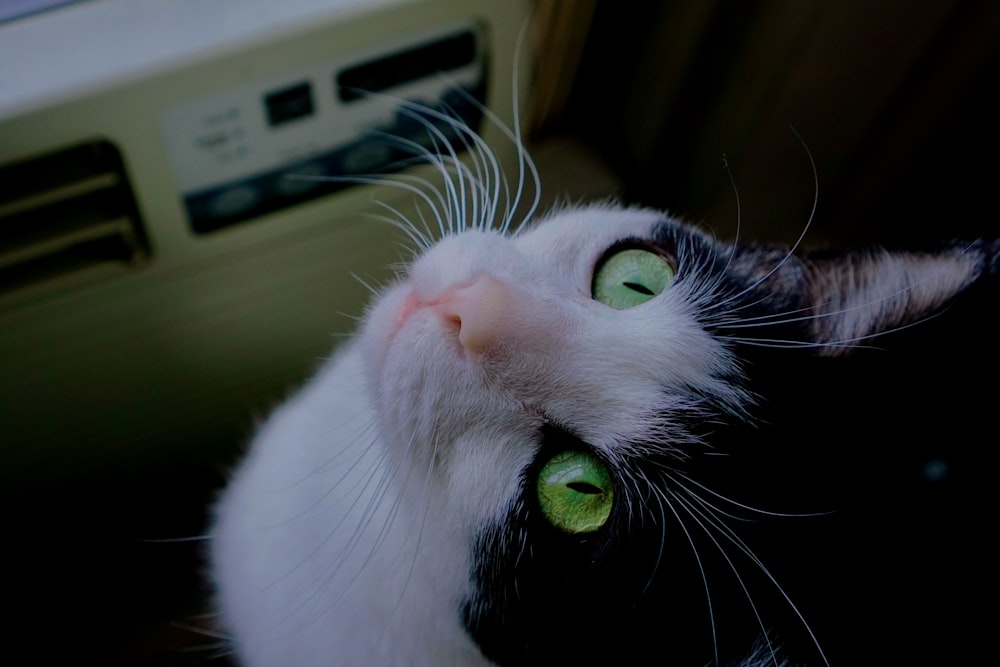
[[162, 23, 485, 233]]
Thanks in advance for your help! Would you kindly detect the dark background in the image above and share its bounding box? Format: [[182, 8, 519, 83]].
[[537, 0, 1000, 247]]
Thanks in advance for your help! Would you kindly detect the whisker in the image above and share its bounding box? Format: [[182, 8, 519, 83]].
[[170, 617, 232, 642], [258, 429, 383, 600], [668, 490, 785, 667], [137, 534, 211, 543], [435, 99, 495, 231], [368, 94, 497, 233], [441, 39, 541, 233], [399, 117, 495, 234], [712, 127, 819, 313], [719, 307, 948, 351], [715, 258, 960, 334], [362, 204, 435, 251], [381, 432, 443, 643], [295, 171, 450, 240], [699, 153, 744, 301], [624, 468, 669, 597], [392, 115, 466, 233], [669, 470, 835, 518], [292, 429, 418, 627], [349, 271, 383, 298], [669, 479, 831, 667], [648, 477, 720, 666]]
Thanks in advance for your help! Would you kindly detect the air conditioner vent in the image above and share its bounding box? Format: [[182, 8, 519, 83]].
[[0, 140, 148, 296]]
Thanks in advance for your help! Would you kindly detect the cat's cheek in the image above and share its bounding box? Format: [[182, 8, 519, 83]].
[[359, 284, 415, 382], [444, 426, 540, 529]]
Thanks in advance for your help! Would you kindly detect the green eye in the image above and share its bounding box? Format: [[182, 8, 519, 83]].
[[537, 450, 614, 534], [592, 247, 675, 309]]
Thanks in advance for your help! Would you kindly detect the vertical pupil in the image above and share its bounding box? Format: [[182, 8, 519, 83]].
[[567, 482, 603, 494], [623, 281, 654, 295]]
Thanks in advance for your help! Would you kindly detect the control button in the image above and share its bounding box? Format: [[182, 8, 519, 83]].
[[274, 162, 327, 196], [208, 185, 259, 218], [264, 82, 315, 127], [340, 142, 393, 174]]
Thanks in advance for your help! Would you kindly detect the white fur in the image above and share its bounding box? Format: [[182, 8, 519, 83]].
[[211, 347, 493, 666], [209, 203, 751, 666]]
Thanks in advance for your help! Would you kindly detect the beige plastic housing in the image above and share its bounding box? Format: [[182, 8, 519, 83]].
[[0, 0, 535, 485]]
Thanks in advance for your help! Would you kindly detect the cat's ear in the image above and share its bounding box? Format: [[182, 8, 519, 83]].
[[797, 241, 997, 355]]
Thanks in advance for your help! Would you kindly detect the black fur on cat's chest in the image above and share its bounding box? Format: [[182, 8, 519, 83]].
[[462, 275, 996, 666]]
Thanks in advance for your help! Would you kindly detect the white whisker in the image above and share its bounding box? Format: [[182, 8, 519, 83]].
[[668, 478, 831, 667], [668, 490, 785, 667], [711, 127, 819, 313], [653, 478, 720, 667], [670, 470, 834, 519]]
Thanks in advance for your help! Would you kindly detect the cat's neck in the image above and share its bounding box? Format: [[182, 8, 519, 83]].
[[213, 345, 492, 665]]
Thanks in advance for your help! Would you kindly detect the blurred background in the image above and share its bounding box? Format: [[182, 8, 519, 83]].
[[1, 0, 998, 664], [534, 0, 1000, 245]]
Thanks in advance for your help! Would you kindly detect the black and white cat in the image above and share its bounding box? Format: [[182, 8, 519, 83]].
[[207, 97, 997, 666]]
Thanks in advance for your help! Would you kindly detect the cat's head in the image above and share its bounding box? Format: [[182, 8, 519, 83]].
[[361, 204, 748, 510], [356, 185, 988, 663]]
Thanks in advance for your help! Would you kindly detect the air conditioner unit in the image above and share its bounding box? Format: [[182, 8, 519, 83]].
[[0, 0, 535, 484]]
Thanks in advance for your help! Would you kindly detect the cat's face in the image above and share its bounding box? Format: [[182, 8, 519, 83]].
[[355, 201, 836, 663], [361, 205, 745, 531]]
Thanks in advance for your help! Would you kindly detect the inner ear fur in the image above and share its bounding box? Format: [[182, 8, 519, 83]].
[[799, 245, 985, 355]]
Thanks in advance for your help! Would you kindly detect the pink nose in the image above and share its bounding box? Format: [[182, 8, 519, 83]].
[[430, 276, 509, 353]]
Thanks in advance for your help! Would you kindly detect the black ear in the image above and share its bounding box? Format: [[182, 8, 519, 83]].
[[798, 240, 998, 356]]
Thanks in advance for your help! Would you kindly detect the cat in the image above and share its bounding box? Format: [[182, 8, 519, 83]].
[[206, 93, 998, 666]]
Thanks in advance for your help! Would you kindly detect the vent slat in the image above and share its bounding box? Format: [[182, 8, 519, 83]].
[[0, 172, 121, 219], [0, 140, 147, 297], [0, 217, 135, 270]]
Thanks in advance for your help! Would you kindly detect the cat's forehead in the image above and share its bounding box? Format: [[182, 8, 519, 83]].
[[514, 205, 669, 262]]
